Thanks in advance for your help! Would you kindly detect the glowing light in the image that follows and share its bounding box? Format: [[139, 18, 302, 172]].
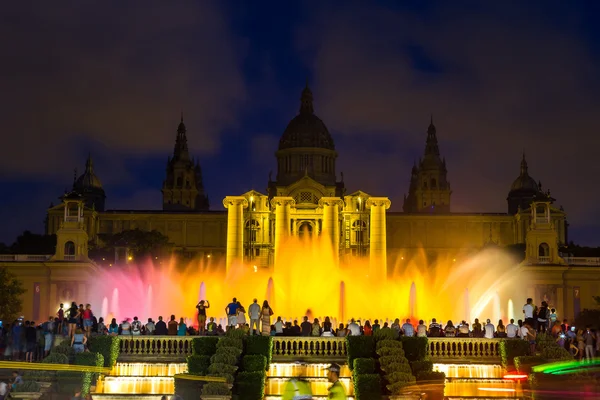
[[478, 388, 516, 392], [128, 256, 133, 261], [89, 236, 523, 323], [503, 373, 528, 380]]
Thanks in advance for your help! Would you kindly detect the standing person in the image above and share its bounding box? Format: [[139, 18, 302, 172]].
[[583, 326, 596, 361], [248, 299, 261, 335], [236, 301, 246, 329], [523, 298, 534, 327], [525, 322, 537, 355], [42, 316, 55, 357], [196, 300, 209, 335], [57, 304, 65, 336], [260, 300, 273, 336], [326, 363, 346, 399], [225, 298, 239, 329], [67, 302, 79, 338], [0, 379, 7, 400], [82, 304, 93, 338], [71, 328, 87, 353]]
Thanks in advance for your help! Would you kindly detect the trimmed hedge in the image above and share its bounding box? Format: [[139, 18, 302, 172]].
[[187, 355, 211, 375], [400, 336, 428, 362], [499, 339, 530, 368], [242, 354, 267, 372], [347, 336, 376, 370], [88, 335, 120, 367], [514, 356, 546, 373], [192, 336, 219, 356], [353, 358, 376, 375], [377, 339, 415, 395], [415, 370, 445, 382], [74, 352, 104, 395], [354, 374, 382, 400], [245, 335, 273, 368], [410, 360, 433, 377], [236, 371, 266, 400]]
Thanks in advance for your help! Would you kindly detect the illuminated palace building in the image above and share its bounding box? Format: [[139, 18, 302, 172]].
[[3, 84, 598, 320]]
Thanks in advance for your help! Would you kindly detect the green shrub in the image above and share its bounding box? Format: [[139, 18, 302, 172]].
[[514, 356, 546, 373], [245, 335, 273, 368], [211, 352, 238, 365], [43, 352, 69, 364], [376, 339, 402, 350], [217, 337, 244, 350], [354, 373, 382, 400], [242, 355, 267, 372], [499, 339, 530, 368], [74, 351, 104, 395], [226, 328, 247, 339], [236, 371, 266, 400], [51, 340, 74, 359], [415, 370, 445, 382], [347, 336, 376, 370], [215, 346, 242, 358], [208, 362, 238, 375], [353, 358, 376, 375], [202, 381, 231, 396], [192, 336, 219, 356], [541, 344, 572, 360], [535, 333, 557, 353], [410, 360, 433, 376], [187, 355, 211, 375], [88, 335, 120, 367], [374, 327, 397, 340], [378, 339, 416, 395], [24, 352, 70, 381], [400, 336, 428, 362], [13, 381, 41, 392]]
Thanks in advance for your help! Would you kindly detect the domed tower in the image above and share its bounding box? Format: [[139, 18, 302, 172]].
[[403, 117, 451, 212], [162, 114, 210, 211], [507, 153, 546, 214], [73, 154, 106, 211], [272, 83, 341, 193]]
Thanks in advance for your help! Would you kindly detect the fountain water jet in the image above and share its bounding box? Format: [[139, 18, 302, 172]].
[[464, 288, 470, 323], [101, 297, 108, 321], [110, 288, 120, 321], [339, 281, 346, 324], [409, 282, 416, 319], [508, 299, 514, 321], [199, 282, 206, 302]]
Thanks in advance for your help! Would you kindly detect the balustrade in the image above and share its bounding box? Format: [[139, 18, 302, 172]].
[[0, 254, 52, 262], [427, 338, 501, 362], [116, 335, 501, 363], [118, 336, 195, 361], [272, 337, 348, 362]]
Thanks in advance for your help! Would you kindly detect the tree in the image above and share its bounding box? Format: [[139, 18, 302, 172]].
[[10, 231, 56, 254], [0, 267, 26, 322], [94, 229, 173, 262]]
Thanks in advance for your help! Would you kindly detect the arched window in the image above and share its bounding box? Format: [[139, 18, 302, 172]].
[[352, 220, 367, 244], [423, 181, 428, 189], [430, 178, 437, 188], [245, 219, 260, 242], [538, 242, 550, 257], [298, 222, 313, 238], [64, 241, 75, 260]]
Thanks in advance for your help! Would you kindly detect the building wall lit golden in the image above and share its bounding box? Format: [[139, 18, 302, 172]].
[[2, 83, 597, 321]]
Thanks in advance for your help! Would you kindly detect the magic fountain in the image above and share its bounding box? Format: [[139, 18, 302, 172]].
[[90, 234, 525, 328]]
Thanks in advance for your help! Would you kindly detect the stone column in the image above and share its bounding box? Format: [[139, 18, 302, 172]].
[[271, 197, 295, 265], [223, 196, 249, 274], [366, 197, 391, 281], [319, 197, 344, 262]]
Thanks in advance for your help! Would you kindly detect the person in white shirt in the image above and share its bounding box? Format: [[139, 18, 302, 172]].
[[520, 324, 529, 340], [0, 380, 8, 400], [416, 320, 427, 337], [274, 317, 284, 335], [131, 317, 142, 335], [523, 298, 534, 325], [484, 319, 495, 339], [248, 299, 261, 335], [506, 319, 519, 338], [347, 319, 360, 336]]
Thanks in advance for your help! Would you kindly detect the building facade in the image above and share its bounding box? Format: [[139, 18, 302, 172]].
[[2, 83, 597, 322]]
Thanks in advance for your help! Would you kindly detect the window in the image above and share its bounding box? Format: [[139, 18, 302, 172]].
[[176, 177, 183, 186], [245, 219, 260, 242], [423, 181, 428, 189], [538, 242, 550, 257], [352, 220, 367, 244], [298, 222, 313, 238], [64, 241, 75, 260], [431, 178, 437, 188]]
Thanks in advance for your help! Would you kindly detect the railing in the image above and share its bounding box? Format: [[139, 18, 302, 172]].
[[563, 257, 600, 266], [116, 336, 501, 363], [537, 256, 551, 264], [272, 337, 347, 362], [427, 338, 501, 362], [118, 336, 195, 361], [0, 254, 52, 262]]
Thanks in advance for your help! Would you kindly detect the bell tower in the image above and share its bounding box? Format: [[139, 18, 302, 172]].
[[525, 199, 564, 265], [403, 117, 452, 212], [162, 114, 210, 211], [51, 192, 90, 261]]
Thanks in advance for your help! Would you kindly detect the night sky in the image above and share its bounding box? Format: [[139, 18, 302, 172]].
[[1, 1, 600, 246]]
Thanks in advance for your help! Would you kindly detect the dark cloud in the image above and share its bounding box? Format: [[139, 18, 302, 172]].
[[0, 1, 246, 181], [301, 2, 600, 234]]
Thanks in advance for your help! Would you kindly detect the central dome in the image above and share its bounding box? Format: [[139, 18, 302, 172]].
[[278, 85, 335, 151]]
